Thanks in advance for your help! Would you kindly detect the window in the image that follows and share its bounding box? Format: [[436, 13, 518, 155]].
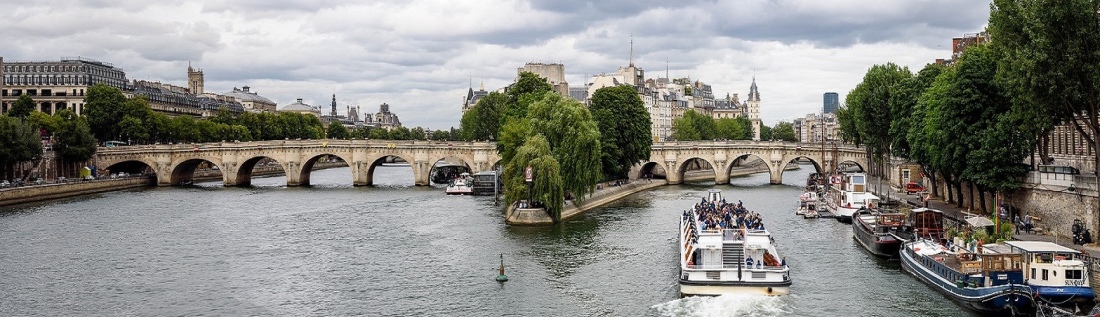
[[1042, 269, 1048, 280], [41, 89, 51, 96], [1067, 269, 1083, 280]]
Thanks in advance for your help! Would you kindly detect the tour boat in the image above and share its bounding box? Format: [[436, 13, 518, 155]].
[[824, 172, 880, 223], [1003, 241, 1095, 314], [852, 208, 905, 257], [444, 173, 473, 195], [900, 239, 1035, 315], [679, 189, 791, 296]]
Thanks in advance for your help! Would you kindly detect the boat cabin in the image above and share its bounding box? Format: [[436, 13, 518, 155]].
[[1003, 241, 1091, 289], [909, 207, 945, 241]]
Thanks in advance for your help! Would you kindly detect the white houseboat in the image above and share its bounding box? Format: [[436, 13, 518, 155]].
[[824, 172, 880, 223]]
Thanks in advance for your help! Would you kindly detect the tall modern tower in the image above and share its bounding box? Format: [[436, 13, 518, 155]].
[[823, 92, 839, 114]]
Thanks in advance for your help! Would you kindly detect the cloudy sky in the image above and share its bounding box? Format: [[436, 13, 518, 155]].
[[1, 0, 990, 130]]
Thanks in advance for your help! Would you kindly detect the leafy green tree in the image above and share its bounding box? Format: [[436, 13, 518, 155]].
[[845, 63, 912, 175], [588, 85, 653, 179], [671, 110, 716, 141], [8, 95, 35, 118], [889, 63, 946, 158], [211, 107, 237, 126], [990, 0, 1100, 175], [836, 106, 861, 144], [0, 116, 43, 180], [327, 121, 349, 139], [119, 115, 149, 143], [759, 124, 774, 141], [715, 117, 748, 140], [368, 127, 389, 139], [504, 72, 553, 122], [460, 91, 507, 141], [503, 134, 564, 221], [772, 122, 798, 142], [430, 129, 449, 141], [52, 109, 97, 177], [82, 83, 130, 142], [526, 92, 602, 205], [410, 126, 426, 140], [27, 111, 60, 133], [389, 126, 411, 140]]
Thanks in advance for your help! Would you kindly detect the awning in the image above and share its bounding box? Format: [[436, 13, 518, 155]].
[[965, 216, 995, 227]]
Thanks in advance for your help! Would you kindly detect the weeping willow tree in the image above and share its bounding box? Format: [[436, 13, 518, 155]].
[[503, 134, 564, 221]]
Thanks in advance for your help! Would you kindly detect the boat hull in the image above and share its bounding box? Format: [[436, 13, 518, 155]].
[[853, 216, 901, 257], [899, 243, 1033, 315], [679, 279, 791, 296]]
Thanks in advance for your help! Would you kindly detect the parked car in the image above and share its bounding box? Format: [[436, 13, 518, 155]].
[[0, 180, 9, 188], [905, 181, 925, 194]]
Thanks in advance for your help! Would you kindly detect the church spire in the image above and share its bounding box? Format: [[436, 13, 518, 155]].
[[629, 34, 634, 67], [331, 94, 337, 117]]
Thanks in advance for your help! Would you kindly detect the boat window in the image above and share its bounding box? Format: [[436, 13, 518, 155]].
[[1037, 253, 1053, 263], [1067, 270, 1083, 280], [1042, 269, 1048, 280]]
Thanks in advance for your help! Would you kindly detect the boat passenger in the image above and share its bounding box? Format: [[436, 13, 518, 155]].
[[746, 256, 754, 267]]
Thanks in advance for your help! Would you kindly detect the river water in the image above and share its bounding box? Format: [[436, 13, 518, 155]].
[[0, 164, 980, 316]]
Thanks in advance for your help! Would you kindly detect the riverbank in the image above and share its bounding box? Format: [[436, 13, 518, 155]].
[[0, 177, 154, 207], [505, 179, 667, 225]]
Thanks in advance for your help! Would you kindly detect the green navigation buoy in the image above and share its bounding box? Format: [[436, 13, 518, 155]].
[[496, 253, 509, 282]]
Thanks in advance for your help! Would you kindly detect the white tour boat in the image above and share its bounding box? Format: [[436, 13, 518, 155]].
[[444, 172, 473, 195], [824, 172, 880, 223], [679, 189, 792, 296]]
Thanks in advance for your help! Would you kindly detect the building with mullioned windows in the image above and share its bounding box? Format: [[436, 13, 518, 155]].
[[0, 57, 128, 116]]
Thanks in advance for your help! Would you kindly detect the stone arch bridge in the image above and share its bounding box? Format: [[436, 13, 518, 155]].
[[632, 141, 868, 185], [95, 140, 500, 186]]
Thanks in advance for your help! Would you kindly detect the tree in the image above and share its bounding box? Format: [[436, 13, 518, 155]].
[[504, 72, 553, 122], [368, 128, 389, 139], [772, 122, 798, 142], [389, 126, 411, 140], [82, 83, 130, 142], [430, 129, 449, 141], [52, 109, 97, 177], [845, 63, 912, 176], [410, 126, 426, 140], [671, 110, 716, 141], [588, 85, 653, 179], [503, 134, 563, 221], [327, 121, 349, 139], [759, 124, 774, 141], [990, 0, 1100, 176], [119, 115, 149, 143], [0, 116, 43, 180], [8, 95, 35, 118], [715, 117, 748, 140], [889, 63, 946, 158], [460, 91, 507, 141]]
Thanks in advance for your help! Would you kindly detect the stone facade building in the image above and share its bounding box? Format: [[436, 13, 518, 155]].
[[516, 63, 569, 96], [279, 98, 321, 117], [223, 86, 276, 113], [370, 103, 401, 130], [0, 57, 128, 116]]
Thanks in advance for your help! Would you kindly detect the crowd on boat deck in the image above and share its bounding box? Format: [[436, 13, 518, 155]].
[[682, 197, 767, 237]]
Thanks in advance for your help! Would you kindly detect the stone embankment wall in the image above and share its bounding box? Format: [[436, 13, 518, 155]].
[[506, 180, 667, 225], [1006, 188, 1099, 240], [0, 177, 154, 207]]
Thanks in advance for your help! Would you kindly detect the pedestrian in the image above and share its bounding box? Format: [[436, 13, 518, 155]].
[[1024, 214, 1033, 234], [1014, 214, 1021, 235]]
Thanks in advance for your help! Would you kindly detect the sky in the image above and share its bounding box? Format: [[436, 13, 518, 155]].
[[0, 0, 991, 130]]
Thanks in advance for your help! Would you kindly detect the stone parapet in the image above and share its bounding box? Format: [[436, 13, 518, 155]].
[[0, 177, 153, 207]]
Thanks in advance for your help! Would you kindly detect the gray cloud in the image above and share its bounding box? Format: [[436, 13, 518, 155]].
[[0, 0, 991, 129]]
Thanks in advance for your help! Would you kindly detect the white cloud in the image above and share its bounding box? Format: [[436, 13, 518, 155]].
[[0, 0, 991, 130]]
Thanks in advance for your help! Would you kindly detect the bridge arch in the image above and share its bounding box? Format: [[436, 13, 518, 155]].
[[429, 155, 475, 185], [674, 157, 718, 184], [102, 159, 157, 181], [232, 156, 285, 187], [293, 152, 354, 186], [169, 157, 225, 186], [361, 153, 418, 186]]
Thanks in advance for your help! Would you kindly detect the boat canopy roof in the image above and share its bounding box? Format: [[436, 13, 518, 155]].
[[964, 216, 995, 227], [910, 207, 943, 214], [1005, 241, 1083, 254]]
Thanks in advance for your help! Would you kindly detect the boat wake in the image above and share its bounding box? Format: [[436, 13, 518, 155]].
[[652, 294, 788, 317]]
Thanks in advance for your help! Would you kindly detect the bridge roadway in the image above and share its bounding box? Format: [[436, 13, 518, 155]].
[[94, 140, 867, 187]]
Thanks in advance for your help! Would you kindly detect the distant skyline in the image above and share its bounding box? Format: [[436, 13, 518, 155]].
[[0, 1, 991, 129]]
